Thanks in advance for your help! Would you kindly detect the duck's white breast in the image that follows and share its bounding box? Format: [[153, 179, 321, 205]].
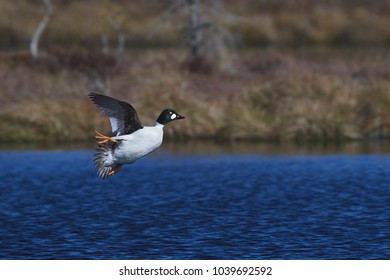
[[113, 126, 163, 164]]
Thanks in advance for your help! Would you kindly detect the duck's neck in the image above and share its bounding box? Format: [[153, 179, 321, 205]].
[[155, 122, 164, 128]]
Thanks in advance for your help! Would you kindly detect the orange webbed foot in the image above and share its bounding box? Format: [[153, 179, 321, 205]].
[[95, 131, 118, 145], [108, 164, 123, 177]]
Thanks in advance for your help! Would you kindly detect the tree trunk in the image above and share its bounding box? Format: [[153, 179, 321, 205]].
[[30, 0, 54, 59], [187, 0, 202, 58]]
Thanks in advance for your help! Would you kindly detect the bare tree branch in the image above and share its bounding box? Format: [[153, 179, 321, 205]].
[[30, 0, 54, 59], [149, 0, 238, 72], [108, 15, 125, 58], [145, 0, 186, 39], [187, 0, 202, 58]]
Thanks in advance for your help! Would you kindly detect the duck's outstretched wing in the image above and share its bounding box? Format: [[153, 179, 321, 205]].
[[89, 92, 143, 135]]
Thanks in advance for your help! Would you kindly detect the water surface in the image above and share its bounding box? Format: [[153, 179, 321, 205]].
[[0, 143, 390, 259]]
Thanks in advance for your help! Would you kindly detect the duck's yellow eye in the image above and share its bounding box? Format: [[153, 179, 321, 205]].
[[169, 111, 173, 115]]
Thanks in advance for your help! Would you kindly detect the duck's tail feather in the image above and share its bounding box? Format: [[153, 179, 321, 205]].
[[94, 142, 120, 179]]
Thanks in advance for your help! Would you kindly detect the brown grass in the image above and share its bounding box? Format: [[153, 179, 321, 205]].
[[1, 47, 390, 143]]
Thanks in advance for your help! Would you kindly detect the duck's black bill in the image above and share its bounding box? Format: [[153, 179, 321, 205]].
[[176, 114, 185, 120]]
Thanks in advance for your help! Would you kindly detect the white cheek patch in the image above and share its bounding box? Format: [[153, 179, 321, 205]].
[[171, 113, 176, 120]]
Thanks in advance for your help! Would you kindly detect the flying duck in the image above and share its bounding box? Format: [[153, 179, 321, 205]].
[[89, 92, 185, 179]]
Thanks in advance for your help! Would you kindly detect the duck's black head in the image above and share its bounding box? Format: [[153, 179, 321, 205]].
[[156, 108, 185, 125]]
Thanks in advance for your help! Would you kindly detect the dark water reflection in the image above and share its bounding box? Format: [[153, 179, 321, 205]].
[[2, 139, 390, 155], [0, 141, 390, 259]]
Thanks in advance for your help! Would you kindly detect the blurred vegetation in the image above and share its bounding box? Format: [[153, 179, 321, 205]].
[[1, 0, 390, 49], [0, 0, 390, 143]]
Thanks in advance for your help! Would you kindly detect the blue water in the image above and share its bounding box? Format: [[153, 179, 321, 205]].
[[0, 148, 390, 259]]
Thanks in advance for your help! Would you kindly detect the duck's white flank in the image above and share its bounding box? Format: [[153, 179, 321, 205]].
[[112, 124, 164, 164]]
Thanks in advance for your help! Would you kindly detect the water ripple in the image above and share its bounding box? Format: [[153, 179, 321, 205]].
[[0, 152, 390, 259]]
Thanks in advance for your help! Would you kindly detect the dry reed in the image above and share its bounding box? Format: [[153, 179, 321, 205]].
[[1, 48, 390, 143]]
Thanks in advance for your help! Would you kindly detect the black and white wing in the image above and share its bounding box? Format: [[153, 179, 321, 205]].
[[89, 92, 143, 135]]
